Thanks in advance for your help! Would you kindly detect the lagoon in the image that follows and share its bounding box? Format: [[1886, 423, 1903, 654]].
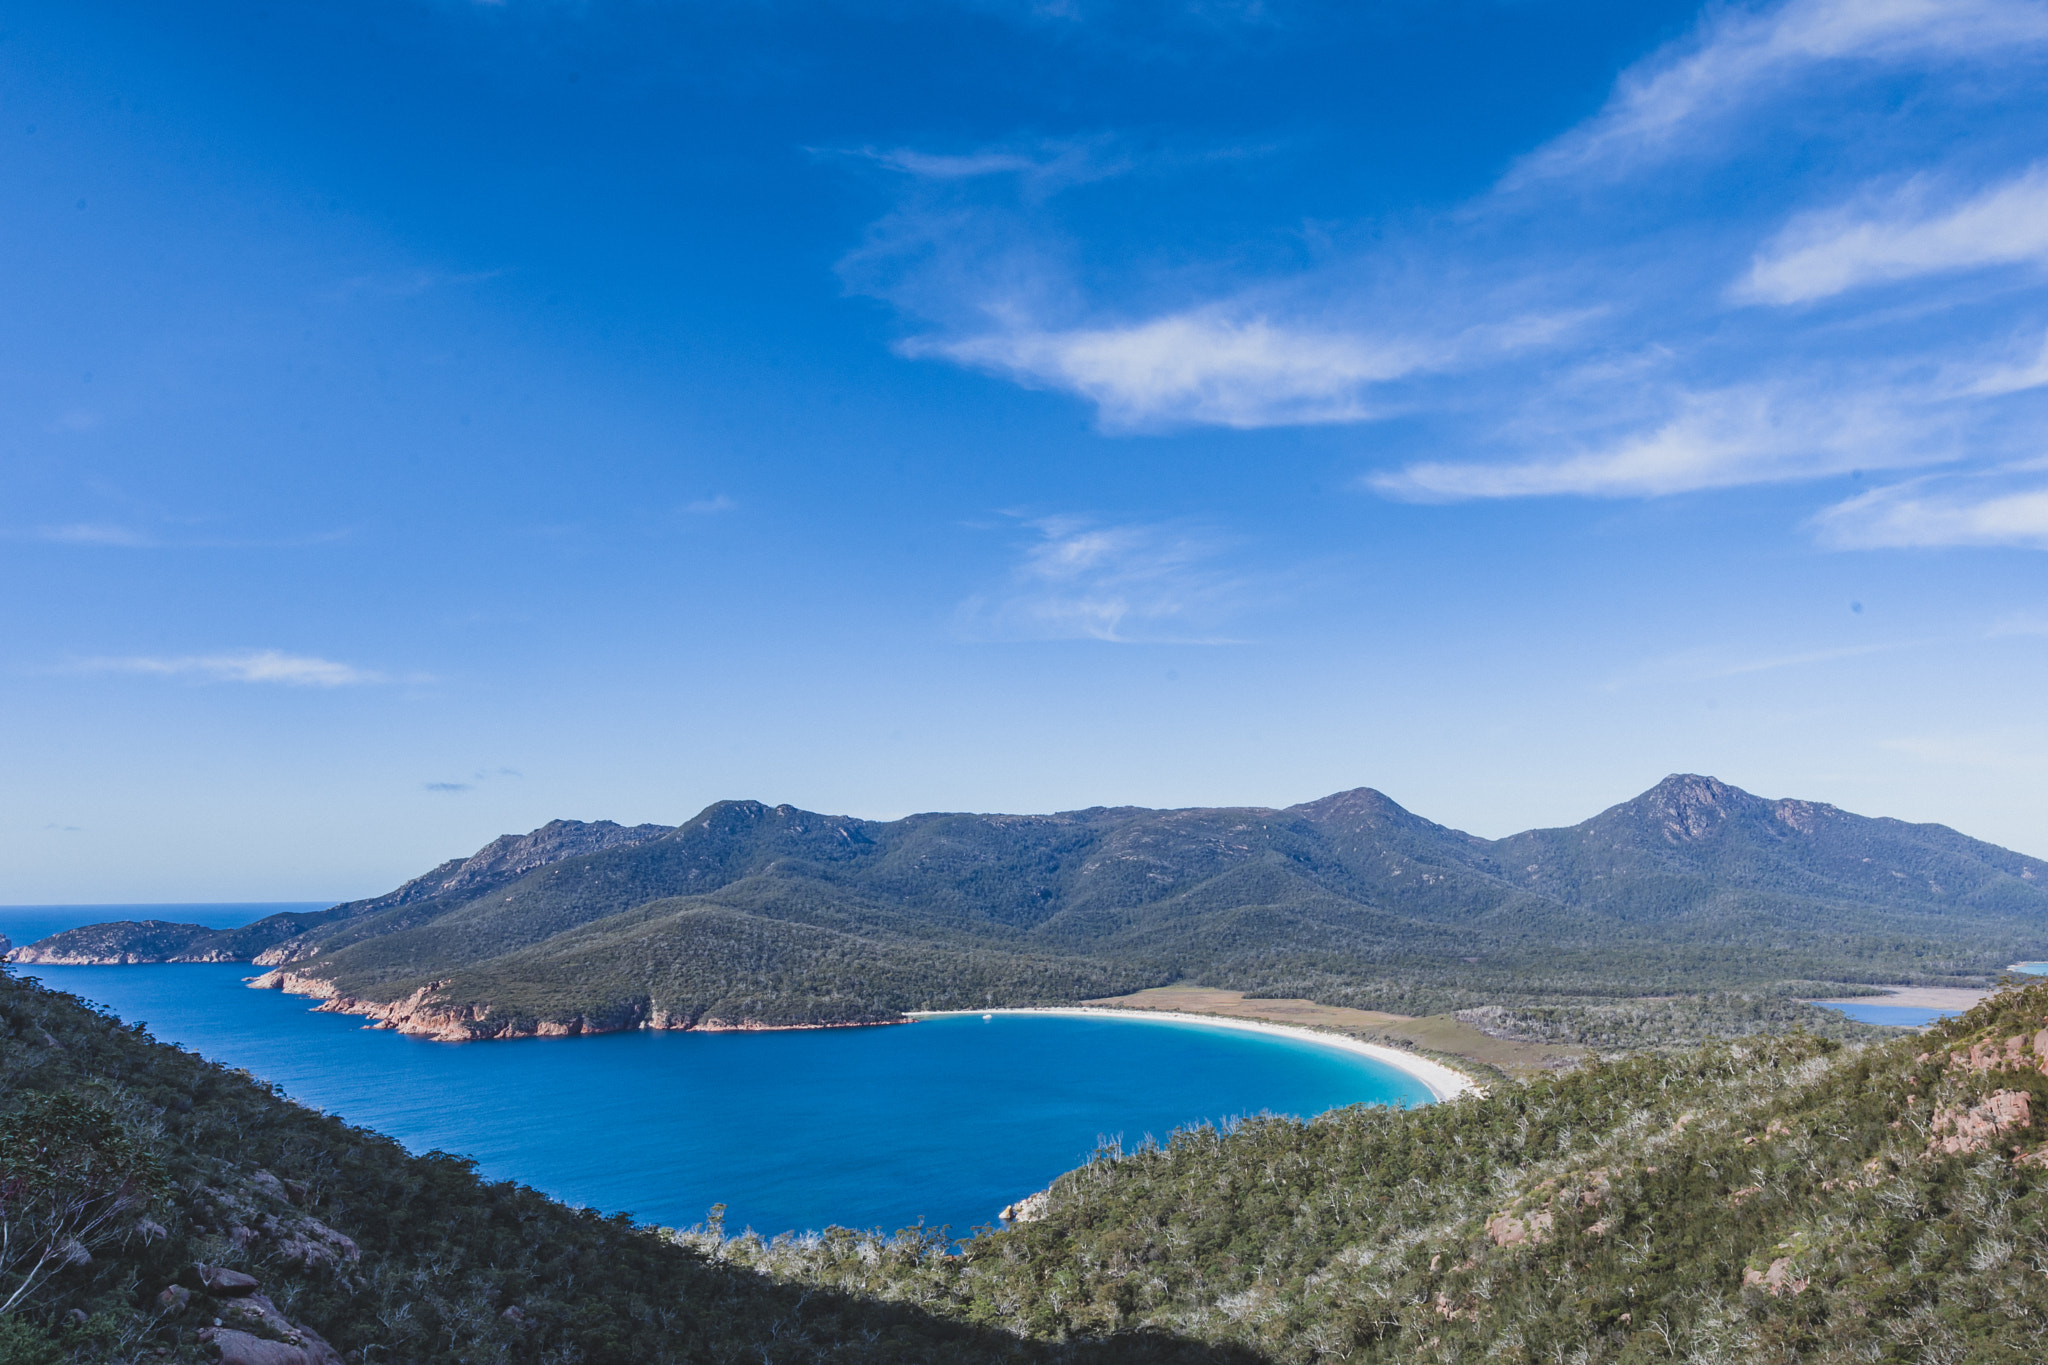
[[13, 960, 1434, 1239]]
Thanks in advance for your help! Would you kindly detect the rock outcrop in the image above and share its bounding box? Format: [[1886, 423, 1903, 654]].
[[1929, 1090, 2033, 1156], [181, 1267, 344, 1364], [1742, 1257, 1810, 1297], [1000, 1190, 1050, 1224], [192, 1264, 260, 1297]]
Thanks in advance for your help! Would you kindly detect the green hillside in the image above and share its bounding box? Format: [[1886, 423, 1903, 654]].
[[14, 960, 2048, 1363], [711, 977, 2048, 1363], [0, 967, 1238, 1365], [17, 776, 2048, 1043]]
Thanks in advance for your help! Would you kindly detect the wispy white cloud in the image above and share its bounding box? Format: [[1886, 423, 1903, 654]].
[[832, 0, 2048, 538], [1814, 473, 2048, 548], [1959, 331, 2048, 395], [1373, 386, 1935, 500], [1739, 164, 2048, 305], [957, 515, 1250, 642], [918, 312, 1433, 429], [1513, 0, 2048, 184], [873, 149, 1039, 178], [838, 136, 1135, 203], [682, 495, 737, 514], [74, 650, 390, 687]]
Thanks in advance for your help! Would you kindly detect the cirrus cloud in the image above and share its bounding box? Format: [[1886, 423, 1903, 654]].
[[1738, 164, 2048, 305], [956, 514, 1253, 642], [72, 649, 391, 687], [1813, 473, 2048, 548], [914, 313, 1433, 430]]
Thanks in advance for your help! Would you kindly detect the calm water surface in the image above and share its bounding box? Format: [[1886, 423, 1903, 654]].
[[15, 961, 1432, 1238], [1819, 1002, 1953, 1027]]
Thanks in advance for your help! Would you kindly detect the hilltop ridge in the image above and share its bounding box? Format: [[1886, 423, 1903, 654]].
[[14, 776, 2047, 1043]]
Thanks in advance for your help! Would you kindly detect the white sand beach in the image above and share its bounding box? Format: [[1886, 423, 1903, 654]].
[[908, 1006, 1481, 1101]]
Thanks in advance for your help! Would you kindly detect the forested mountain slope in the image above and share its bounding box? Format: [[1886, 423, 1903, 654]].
[[16, 776, 2048, 1038]]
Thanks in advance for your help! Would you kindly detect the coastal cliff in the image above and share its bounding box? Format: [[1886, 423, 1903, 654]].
[[246, 968, 911, 1041]]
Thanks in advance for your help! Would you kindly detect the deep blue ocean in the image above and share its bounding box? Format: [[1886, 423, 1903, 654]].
[[10, 911, 1432, 1239]]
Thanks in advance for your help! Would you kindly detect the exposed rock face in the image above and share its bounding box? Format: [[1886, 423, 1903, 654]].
[[1000, 1190, 1050, 1224], [249, 969, 908, 1042], [1485, 1210, 1554, 1247], [1929, 1090, 2032, 1156], [181, 1266, 344, 1365], [1946, 1032, 2048, 1077], [189, 1183, 360, 1271], [192, 1264, 260, 1297], [197, 1328, 307, 1365], [1742, 1257, 1810, 1297]]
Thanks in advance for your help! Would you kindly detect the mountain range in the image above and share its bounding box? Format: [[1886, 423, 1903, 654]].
[[14, 774, 2047, 1039]]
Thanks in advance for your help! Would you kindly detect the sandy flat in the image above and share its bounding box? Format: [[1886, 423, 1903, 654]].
[[1807, 987, 1990, 1010], [1080, 985, 1415, 1031]]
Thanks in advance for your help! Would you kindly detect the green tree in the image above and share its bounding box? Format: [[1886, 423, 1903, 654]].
[[0, 1093, 161, 1316]]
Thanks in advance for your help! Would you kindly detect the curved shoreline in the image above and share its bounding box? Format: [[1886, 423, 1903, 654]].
[[909, 1006, 1481, 1102]]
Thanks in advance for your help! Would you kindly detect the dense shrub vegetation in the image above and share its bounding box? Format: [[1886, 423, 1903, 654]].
[[10, 959, 2048, 1361], [708, 980, 2048, 1363], [0, 968, 1248, 1364]]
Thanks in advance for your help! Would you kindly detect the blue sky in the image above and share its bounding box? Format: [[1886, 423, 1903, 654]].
[[7, 0, 2048, 901]]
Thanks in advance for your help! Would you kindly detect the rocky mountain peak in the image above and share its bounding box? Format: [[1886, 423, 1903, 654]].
[[1286, 786, 1413, 829], [1634, 774, 1767, 843]]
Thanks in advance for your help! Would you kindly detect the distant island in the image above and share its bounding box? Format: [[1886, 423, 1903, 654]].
[[14, 774, 2047, 1057]]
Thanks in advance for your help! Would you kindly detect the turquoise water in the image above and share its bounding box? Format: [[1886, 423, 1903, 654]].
[[2017, 963, 2048, 976], [12, 962, 1431, 1238]]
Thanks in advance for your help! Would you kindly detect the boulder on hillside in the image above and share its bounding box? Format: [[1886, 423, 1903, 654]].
[[196, 1327, 306, 1365], [191, 1263, 260, 1297]]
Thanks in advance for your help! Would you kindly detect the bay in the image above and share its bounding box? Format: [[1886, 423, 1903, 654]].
[[13, 961, 1433, 1239]]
